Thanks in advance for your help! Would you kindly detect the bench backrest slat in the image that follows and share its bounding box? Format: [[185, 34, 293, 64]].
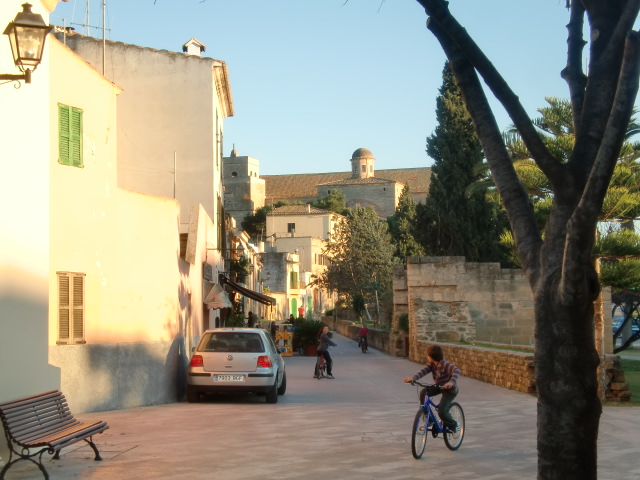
[[6, 403, 73, 426], [0, 391, 84, 447], [0, 391, 63, 411]]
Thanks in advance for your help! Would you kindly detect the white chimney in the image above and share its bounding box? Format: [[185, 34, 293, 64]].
[[182, 37, 206, 57]]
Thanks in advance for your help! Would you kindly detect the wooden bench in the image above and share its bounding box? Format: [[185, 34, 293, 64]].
[[0, 390, 108, 479]]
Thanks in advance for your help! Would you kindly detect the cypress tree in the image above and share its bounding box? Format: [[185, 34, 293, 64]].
[[417, 61, 508, 264]]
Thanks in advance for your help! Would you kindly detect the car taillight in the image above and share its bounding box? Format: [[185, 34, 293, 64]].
[[190, 355, 203, 367], [257, 355, 272, 368]]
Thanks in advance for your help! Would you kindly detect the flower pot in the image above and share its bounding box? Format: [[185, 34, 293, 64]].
[[304, 344, 318, 357]]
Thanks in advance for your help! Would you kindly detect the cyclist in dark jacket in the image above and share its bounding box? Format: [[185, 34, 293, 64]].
[[315, 326, 337, 379]]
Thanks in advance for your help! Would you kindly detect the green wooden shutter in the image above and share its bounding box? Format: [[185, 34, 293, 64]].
[[70, 107, 83, 167], [58, 104, 83, 167]]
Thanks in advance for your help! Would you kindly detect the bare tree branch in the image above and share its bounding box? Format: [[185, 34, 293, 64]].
[[418, 0, 566, 191], [561, 1, 587, 131]]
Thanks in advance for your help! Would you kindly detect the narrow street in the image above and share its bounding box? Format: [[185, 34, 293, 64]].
[[6, 333, 639, 480]]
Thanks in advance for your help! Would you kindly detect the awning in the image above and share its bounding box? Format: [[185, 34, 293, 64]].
[[221, 276, 276, 306], [203, 284, 232, 309]]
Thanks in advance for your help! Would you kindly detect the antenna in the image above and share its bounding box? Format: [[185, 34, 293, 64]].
[[69, 1, 110, 75], [71, 0, 111, 40]]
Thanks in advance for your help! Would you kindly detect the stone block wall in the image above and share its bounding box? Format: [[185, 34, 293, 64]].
[[398, 257, 535, 347], [330, 319, 629, 401]]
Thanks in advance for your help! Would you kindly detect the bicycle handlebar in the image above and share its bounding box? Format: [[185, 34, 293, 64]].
[[408, 380, 434, 388]]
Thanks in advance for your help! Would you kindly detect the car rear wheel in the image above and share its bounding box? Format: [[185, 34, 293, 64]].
[[266, 379, 278, 404], [277, 371, 287, 396]]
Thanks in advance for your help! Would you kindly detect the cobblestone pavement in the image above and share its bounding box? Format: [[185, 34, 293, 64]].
[[4, 333, 639, 479]]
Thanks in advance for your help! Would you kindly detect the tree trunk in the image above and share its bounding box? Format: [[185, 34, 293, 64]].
[[534, 277, 601, 479]]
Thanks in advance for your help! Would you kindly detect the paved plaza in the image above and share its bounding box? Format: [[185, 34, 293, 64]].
[[4, 333, 639, 479]]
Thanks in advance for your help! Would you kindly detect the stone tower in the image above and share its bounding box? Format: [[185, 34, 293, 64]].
[[350, 147, 375, 179]]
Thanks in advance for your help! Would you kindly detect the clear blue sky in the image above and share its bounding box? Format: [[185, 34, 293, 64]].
[[51, 1, 573, 175]]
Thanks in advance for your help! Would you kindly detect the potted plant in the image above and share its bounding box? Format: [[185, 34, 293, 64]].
[[293, 319, 323, 356]]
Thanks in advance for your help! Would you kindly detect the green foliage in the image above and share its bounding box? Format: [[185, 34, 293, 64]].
[[496, 97, 640, 289], [225, 312, 246, 327], [502, 98, 640, 226], [595, 228, 640, 257], [599, 259, 640, 290], [318, 205, 394, 305], [387, 184, 424, 262], [313, 189, 349, 215], [293, 319, 323, 347], [241, 201, 287, 241], [352, 293, 366, 319], [230, 256, 250, 283], [619, 359, 640, 406], [416, 61, 510, 265], [241, 205, 272, 240], [397, 313, 409, 333]]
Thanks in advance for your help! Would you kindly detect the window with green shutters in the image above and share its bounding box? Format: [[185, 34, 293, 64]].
[[57, 272, 86, 344], [58, 103, 83, 167]]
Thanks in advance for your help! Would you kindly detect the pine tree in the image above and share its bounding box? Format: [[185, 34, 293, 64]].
[[416, 61, 508, 264]]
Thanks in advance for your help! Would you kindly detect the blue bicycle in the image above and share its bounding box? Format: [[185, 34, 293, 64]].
[[409, 380, 465, 458]]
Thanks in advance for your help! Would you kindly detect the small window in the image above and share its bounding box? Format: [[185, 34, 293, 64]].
[[231, 171, 238, 177], [287, 223, 295, 233], [361, 165, 366, 172], [57, 272, 85, 344], [58, 104, 83, 167]]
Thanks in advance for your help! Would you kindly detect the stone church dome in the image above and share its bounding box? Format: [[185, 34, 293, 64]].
[[352, 148, 374, 159]]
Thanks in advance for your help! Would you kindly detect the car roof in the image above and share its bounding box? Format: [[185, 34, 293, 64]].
[[203, 328, 267, 334]]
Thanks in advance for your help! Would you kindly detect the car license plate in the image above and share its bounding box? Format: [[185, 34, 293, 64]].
[[214, 375, 244, 382]]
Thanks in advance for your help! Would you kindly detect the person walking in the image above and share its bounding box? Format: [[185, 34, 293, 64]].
[[315, 325, 337, 379]]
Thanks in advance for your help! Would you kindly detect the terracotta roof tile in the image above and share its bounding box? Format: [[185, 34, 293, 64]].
[[263, 167, 431, 202], [270, 205, 332, 215]]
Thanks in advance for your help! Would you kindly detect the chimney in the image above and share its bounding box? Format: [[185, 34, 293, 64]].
[[182, 37, 206, 57]]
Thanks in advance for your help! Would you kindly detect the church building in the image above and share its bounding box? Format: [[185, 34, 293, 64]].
[[223, 147, 431, 225]]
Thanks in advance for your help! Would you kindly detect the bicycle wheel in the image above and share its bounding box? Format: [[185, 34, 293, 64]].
[[443, 402, 465, 451], [411, 408, 428, 459], [315, 355, 325, 379]]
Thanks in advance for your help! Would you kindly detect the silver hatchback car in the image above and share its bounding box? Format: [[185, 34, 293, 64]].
[[187, 328, 286, 403]]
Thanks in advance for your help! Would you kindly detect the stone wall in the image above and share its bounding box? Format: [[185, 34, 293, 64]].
[[396, 256, 535, 347], [331, 316, 630, 401], [327, 256, 630, 401]]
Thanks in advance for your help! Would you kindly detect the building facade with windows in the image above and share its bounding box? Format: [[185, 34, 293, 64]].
[[47, 34, 200, 413], [260, 205, 342, 318]]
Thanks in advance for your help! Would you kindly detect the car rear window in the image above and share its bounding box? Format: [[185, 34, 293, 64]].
[[199, 332, 265, 353]]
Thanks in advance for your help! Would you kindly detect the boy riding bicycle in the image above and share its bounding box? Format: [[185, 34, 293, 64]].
[[403, 344, 461, 433]]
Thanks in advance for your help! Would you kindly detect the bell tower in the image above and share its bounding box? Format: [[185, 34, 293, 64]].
[[350, 148, 375, 179]]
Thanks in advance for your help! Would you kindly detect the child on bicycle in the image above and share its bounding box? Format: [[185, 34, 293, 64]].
[[403, 344, 461, 433], [315, 325, 337, 379]]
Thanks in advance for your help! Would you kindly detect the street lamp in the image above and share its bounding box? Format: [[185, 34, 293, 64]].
[[1, 3, 51, 85]]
